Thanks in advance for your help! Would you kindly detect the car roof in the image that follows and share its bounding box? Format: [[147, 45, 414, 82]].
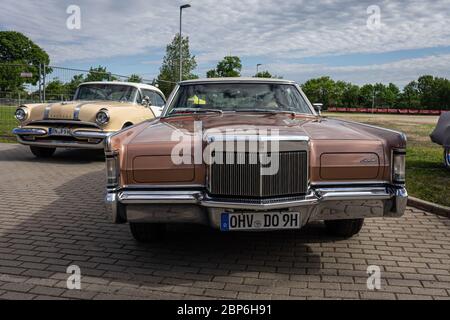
[[79, 81, 164, 96], [180, 77, 296, 85]]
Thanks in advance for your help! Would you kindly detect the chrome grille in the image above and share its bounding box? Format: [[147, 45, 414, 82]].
[[208, 151, 308, 198]]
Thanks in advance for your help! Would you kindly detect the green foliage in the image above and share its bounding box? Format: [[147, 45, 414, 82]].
[[207, 56, 242, 78], [157, 34, 198, 96], [0, 31, 50, 91], [254, 70, 273, 78], [302, 76, 450, 110], [128, 74, 143, 83], [84, 66, 117, 82], [301, 76, 337, 107]]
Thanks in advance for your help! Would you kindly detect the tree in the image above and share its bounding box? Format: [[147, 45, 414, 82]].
[[254, 70, 273, 78], [157, 34, 198, 96], [0, 31, 51, 91], [128, 74, 143, 83], [336, 81, 360, 108], [207, 56, 242, 78], [398, 81, 419, 109], [359, 84, 375, 108], [301, 76, 337, 108], [65, 74, 85, 95], [84, 66, 117, 82]]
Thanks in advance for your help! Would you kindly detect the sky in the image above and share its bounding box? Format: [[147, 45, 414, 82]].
[[1, 0, 450, 87]]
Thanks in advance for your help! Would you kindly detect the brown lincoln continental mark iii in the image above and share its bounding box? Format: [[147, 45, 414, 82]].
[[13, 81, 165, 157], [105, 78, 407, 242]]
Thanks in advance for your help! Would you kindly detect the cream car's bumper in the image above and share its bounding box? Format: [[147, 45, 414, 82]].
[[13, 127, 113, 149], [105, 185, 408, 228]]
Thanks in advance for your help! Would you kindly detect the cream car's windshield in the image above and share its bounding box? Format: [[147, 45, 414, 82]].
[[75, 84, 138, 103], [167, 83, 312, 115]]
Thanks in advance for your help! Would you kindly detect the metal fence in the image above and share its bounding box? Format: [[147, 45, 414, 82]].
[[0, 63, 162, 138]]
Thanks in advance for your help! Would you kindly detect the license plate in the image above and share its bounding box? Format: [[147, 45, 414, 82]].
[[49, 127, 71, 136], [220, 212, 300, 231]]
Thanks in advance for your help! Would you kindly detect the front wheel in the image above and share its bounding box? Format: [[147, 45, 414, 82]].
[[324, 219, 364, 238], [30, 146, 56, 158], [444, 148, 450, 169], [129, 222, 165, 242]]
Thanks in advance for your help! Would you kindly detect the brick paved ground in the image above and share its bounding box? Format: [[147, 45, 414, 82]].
[[0, 143, 449, 300]]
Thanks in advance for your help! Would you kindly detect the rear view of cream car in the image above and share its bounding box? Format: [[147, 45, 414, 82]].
[[12, 81, 165, 157]]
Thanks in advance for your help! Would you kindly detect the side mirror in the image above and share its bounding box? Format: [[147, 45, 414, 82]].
[[141, 96, 152, 107], [313, 103, 323, 115]]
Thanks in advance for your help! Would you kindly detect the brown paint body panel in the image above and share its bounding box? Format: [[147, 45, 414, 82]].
[[109, 113, 406, 186], [132, 156, 195, 183], [320, 153, 380, 180]]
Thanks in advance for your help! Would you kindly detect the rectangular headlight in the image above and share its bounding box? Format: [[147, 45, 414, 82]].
[[106, 152, 119, 187], [393, 149, 406, 184]]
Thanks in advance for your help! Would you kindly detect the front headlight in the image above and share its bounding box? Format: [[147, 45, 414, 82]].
[[106, 152, 119, 187], [15, 107, 28, 121], [96, 109, 110, 125], [393, 149, 406, 184]]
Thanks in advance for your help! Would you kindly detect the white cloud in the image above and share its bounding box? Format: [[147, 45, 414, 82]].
[[1, 0, 450, 85], [256, 54, 450, 86]]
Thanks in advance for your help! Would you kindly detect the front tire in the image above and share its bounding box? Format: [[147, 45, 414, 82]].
[[444, 148, 450, 169], [30, 146, 56, 158], [129, 222, 165, 242], [325, 219, 364, 238]]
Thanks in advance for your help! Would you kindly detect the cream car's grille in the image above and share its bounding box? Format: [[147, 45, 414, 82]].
[[208, 151, 308, 198]]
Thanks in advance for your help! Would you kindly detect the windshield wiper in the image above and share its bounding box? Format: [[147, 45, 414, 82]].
[[164, 108, 224, 117]]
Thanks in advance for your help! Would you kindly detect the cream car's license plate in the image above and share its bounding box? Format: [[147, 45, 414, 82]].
[[220, 212, 300, 231], [49, 127, 71, 136]]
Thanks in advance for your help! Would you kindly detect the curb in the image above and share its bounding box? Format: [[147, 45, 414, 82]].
[[408, 197, 450, 218]]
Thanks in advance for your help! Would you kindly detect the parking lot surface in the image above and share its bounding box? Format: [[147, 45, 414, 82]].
[[0, 143, 449, 300]]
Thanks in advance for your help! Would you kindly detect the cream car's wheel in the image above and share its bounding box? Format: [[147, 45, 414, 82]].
[[444, 148, 450, 169], [129, 223, 165, 242], [30, 146, 56, 158], [325, 219, 364, 238]]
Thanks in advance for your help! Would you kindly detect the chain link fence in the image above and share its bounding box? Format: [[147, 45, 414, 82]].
[[0, 63, 162, 138]]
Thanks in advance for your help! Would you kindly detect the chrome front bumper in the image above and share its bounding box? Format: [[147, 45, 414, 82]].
[[105, 185, 408, 228], [13, 128, 112, 149]]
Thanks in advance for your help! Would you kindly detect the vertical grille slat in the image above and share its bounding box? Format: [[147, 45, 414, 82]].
[[209, 151, 307, 198]]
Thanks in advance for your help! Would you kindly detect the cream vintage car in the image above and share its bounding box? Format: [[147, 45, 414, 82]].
[[13, 81, 165, 157]]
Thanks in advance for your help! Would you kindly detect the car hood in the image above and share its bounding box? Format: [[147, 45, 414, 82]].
[[128, 113, 382, 148], [113, 113, 405, 185]]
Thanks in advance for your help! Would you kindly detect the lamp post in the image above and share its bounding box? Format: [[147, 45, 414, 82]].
[[256, 63, 262, 75], [179, 4, 191, 82]]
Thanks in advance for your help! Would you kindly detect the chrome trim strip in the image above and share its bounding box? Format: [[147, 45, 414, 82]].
[[310, 181, 391, 186], [206, 135, 310, 143], [113, 186, 405, 211], [27, 120, 101, 128], [119, 190, 202, 204], [12, 128, 47, 136], [16, 136, 104, 149], [121, 184, 206, 189], [73, 102, 94, 120], [72, 130, 113, 139], [43, 103, 55, 120]]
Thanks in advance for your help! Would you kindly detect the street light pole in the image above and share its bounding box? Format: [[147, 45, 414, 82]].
[[256, 63, 262, 75], [179, 4, 191, 82]]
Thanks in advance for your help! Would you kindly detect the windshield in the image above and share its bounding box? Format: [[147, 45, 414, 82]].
[[74, 84, 138, 103], [167, 83, 312, 115]]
